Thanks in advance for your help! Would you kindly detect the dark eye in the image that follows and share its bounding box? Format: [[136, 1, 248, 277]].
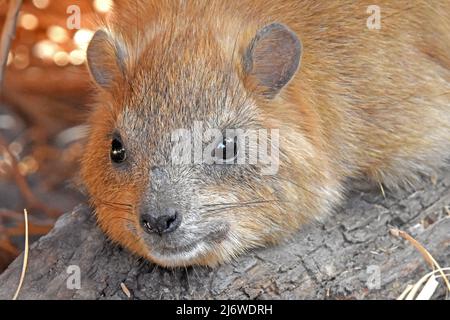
[[110, 136, 126, 164], [213, 136, 238, 163]]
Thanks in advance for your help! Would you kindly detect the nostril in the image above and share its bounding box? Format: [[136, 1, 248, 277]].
[[166, 215, 176, 228], [140, 210, 182, 235], [159, 210, 181, 234], [140, 214, 156, 234]]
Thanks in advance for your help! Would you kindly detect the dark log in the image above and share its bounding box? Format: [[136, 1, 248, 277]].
[[0, 167, 449, 300]]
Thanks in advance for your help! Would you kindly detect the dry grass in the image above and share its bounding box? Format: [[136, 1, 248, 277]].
[[12, 208, 29, 300], [391, 228, 450, 300], [120, 282, 132, 299]]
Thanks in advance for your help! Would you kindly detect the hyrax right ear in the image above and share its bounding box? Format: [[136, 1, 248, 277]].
[[243, 23, 302, 98], [86, 30, 126, 89]]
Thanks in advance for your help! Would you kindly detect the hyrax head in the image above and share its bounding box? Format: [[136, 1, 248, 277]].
[[81, 21, 317, 267]]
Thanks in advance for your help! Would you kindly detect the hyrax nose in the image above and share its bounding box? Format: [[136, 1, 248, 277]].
[[140, 207, 182, 235]]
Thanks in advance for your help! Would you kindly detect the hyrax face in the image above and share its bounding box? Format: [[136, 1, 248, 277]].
[[81, 23, 322, 267]]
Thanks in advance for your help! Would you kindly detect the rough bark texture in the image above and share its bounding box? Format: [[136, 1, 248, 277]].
[[0, 167, 449, 300]]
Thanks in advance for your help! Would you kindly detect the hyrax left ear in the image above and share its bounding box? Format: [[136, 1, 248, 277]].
[[243, 23, 302, 98], [86, 29, 126, 89]]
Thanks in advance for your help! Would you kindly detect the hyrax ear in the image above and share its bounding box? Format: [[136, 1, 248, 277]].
[[86, 29, 126, 89], [243, 23, 302, 98]]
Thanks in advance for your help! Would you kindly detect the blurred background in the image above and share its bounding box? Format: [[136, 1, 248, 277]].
[[0, 0, 114, 271]]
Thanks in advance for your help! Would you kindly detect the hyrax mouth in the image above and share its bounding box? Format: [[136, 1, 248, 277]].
[[141, 223, 230, 266]]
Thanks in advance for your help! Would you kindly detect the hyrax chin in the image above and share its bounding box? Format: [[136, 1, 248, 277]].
[[81, 1, 450, 267]]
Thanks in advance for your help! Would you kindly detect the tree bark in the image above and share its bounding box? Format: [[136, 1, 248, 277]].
[[0, 167, 449, 300]]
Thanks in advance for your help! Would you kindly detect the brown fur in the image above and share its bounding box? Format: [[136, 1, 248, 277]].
[[81, 0, 450, 267]]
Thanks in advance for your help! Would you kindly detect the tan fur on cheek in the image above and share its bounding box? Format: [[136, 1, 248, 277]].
[[80, 105, 152, 260]]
